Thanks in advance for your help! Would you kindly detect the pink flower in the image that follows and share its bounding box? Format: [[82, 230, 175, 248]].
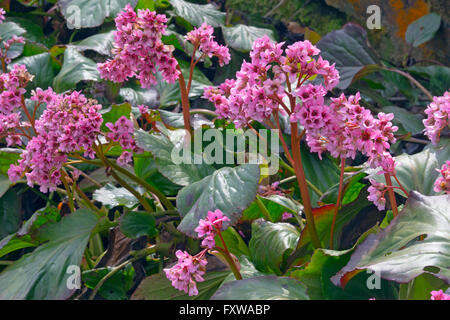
[[163, 250, 207, 296], [430, 290, 450, 300], [138, 104, 149, 115], [185, 23, 230, 66], [423, 91, 450, 146], [98, 5, 180, 88], [434, 161, 450, 194], [105, 116, 141, 165], [0, 8, 5, 24], [194, 209, 230, 249], [367, 179, 386, 211]]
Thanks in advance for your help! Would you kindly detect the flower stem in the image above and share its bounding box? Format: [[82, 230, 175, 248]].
[[177, 65, 191, 133], [291, 123, 321, 249], [255, 195, 273, 222], [384, 173, 399, 217], [329, 158, 346, 249]]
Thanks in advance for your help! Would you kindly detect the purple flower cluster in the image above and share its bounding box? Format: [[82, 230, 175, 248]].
[[367, 179, 387, 211], [194, 209, 230, 249], [203, 36, 339, 127], [423, 91, 449, 146], [105, 116, 142, 166], [8, 89, 103, 193], [163, 250, 208, 296], [0, 64, 33, 146], [303, 93, 398, 174], [98, 4, 180, 88], [185, 23, 230, 66]]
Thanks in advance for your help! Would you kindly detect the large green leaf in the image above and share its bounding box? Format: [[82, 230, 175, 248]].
[[214, 227, 250, 258], [332, 192, 450, 287], [382, 106, 423, 135], [242, 194, 301, 222], [0, 22, 26, 59], [211, 276, 310, 300], [53, 48, 100, 92], [291, 245, 398, 300], [408, 65, 450, 96], [71, 30, 115, 56], [135, 129, 215, 186], [316, 23, 380, 89], [100, 103, 132, 131], [10, 53, 54, 90], [222, 24, 275, 52], [58, 0, 138, 29], [367, 139, 450, 197], [0, 208, 98, 299], [120, 211, 157, 238], [131, 270, 230, 300], [0, 149, 20, 176], [0, 174, 11, 199], [249, 220, 299, 275], [93, 183, 142, 209], [170, 0, 225, 27], [176, 164, 260, 237], [405, 13, 441, 47], [0, 189, 20, 239], [0, 206, 60, 258]]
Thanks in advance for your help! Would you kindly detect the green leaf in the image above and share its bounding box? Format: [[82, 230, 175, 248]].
[[0, 208, 99, 299], [159, 110, 212, 129], [300, 143, 340, 205], [58, 0, 138, 29], [71, 30, 115, 56], [291, 246, 398, 300], [211, 275, 310, 300], [332, 192, 450, 287], [0, 174, 11, 199], [135, 129, 215, 186], [0, 149, 20, 176], [170, 0, 225, 27], [405, 13, 441, 47], [367, 139, 450, 197], [120, 211, 157, 238], [399, 274, 448, 300], [214, 227, 250, 257], [249, 220, 299, 275], [0, 22, 26, 60], [222, 24, 275, 52], [93, 183, 142, 209], [100, 102, 132, 131], [383, 106, 423, 135], [0, 206, 60, 258], [0, 189, 20, 239], [131, 270, 230, 300], [119, 86, 158, 108], [83, 264, 135, 300], [242, 194, 301, 222], [316, 23, 380, 89], [10, 53, 54, 90], [176, 164, 260, 237], [320, 172, 367, 206], [53, 48, 100, 92]]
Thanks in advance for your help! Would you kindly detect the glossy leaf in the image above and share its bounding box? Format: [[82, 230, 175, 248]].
[[120, 211, 157, 238], [249, 219, 299, 275], [405, 13, 441, 47], [176, 164, 260, 237], [332, 192, 450, 287], [0, 208, 98, 299], [0, 189, 20, 239], [93, 183, 143, 209], [211, 275, 310, 300], [53, 48, 100, 92], [71, 30, 115, 56], [170, 0, 225, 27], [222, 24, 275, 52], [9, 53, 54, 90], [316, 23, 379, 89], [0, 22, 26, 59]]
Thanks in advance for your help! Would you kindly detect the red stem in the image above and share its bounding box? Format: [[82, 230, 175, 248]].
[[384, 173, 399, 217], [176, 65, 191, 133]]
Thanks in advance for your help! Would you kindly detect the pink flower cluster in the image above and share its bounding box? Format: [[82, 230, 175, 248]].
[[303, 93, 398, 173], [0, 64, 33, 146], [0, 8, 5, 24], [434, 160, 450, 194], [367, 179, 387, 211], [194, 209, 230, 249], [185, 23, 230, 66], [163, 250, 207, 296], [431, 290, 450, 300], [203, 36, 339, 128], [98, 5, 179, 88], [105, 116, 142, 166], [423, 91, 449, 146], [8, 89, 103, 193]]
